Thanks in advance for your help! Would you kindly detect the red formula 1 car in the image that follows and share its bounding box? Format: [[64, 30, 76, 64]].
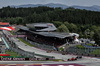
[[68, 57, 77, 61]]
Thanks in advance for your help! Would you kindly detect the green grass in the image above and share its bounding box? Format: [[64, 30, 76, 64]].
[[91, 49, 100, 55], [59, 47, 64, 51], [10, 31, 15, 35], [18, 38, 35, 47], [86, 43, 92, 46], [51, 59, 62, 61], [5, 50, 20, 56], [4, 50, 28, 58]]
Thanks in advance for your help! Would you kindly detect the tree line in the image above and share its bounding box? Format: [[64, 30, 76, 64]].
[[0, 6, 100, 45]]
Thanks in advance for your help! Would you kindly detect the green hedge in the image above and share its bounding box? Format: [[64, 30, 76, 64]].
[[75, 45, 85, 48]]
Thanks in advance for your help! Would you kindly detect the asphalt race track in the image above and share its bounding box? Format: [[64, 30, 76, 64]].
[[0, 60, 100, 66], [1, 30, 100, 66]]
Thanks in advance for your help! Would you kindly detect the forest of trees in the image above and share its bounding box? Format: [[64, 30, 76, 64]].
[[0, 6, 100, 45]]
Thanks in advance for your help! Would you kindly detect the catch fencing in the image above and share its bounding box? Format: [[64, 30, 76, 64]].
[[9, 47, 35, 58], [24, 39, 54, 51], [67, 46, 100, 57]]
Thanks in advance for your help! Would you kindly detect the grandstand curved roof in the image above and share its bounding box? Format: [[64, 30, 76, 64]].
[[26, 23, 57, 32], [17, 25, 75, 39], [17, 26, 29, 30], [32, 32, 74, 38]]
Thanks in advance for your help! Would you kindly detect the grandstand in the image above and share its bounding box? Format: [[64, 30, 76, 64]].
[[16, 23, 77, 50]]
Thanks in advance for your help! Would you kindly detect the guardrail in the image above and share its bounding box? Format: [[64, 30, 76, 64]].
[[1, 37, 9, 49], [35, 53, 54, 58]]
